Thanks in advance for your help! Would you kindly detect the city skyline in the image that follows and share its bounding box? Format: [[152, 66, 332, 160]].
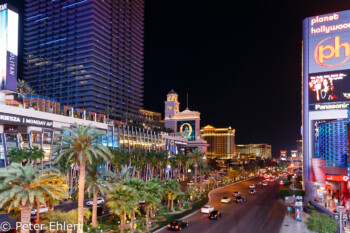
[[4, 0, 350, 156]]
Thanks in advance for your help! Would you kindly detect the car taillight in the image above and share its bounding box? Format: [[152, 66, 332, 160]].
[[215, 214, 217, 217], [168, 224, 171, 227], [175, 226, 179, 229]]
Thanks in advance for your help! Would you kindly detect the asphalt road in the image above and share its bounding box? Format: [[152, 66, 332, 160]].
[[160, 178, 286, 233]]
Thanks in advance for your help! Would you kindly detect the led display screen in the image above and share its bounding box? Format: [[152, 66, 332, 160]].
[[0, 4, 18, 91], [304, 10, 350, 107], [177, 121, 195, 141], [308, 70, 350, 104]]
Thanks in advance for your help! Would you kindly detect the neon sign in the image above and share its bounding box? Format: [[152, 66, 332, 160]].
[[314, 36, 350, 67], [325, 175, 349, 181]]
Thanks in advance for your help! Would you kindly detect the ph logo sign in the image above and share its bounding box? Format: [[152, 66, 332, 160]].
[[314, 36, 350, 67]]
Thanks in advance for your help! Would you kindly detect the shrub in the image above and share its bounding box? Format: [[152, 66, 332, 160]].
[[307, 213, 338, 233], [183, 203, 190, 209], [279, 187, 291, 199], [307, 205, 316, 210], [292, 190, 305, 197], [174, 206, 180, 211]]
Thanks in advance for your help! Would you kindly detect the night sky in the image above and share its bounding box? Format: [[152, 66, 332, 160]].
[[143, 0, 350, 157], [3, 0, 350, 157]]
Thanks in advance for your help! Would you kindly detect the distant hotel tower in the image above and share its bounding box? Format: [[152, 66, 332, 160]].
[[23, 0, 144, 118]]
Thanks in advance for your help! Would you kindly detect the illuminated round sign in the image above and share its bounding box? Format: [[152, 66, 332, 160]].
[[179, 123, 193, 138], [314, 36, 350, 68]]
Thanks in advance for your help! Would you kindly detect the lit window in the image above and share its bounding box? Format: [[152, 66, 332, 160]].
[[168, 106, 173, 110]]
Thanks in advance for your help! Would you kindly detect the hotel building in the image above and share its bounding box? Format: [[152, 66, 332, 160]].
[[235, 144, 272, 159], [164, 90, 208, 154], [201, 125, 235, 160], [23, 0, 144, 119]]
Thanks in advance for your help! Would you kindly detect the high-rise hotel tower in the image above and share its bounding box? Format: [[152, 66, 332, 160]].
[[23, 0, 144, 118]]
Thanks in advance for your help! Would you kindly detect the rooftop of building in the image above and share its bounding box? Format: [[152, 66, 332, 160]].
[[201, 125, 235, 131]]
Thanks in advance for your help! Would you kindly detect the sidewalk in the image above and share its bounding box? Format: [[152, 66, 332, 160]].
[[279, 211, 312, 233]]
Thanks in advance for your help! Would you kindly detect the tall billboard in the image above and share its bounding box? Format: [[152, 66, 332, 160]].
[[0, 4, 18, 92], [177, 121, 195, 141], [304, 10, 350, 110]]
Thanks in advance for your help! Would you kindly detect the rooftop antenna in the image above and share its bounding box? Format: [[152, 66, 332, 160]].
[[186, 92, 189, 109]]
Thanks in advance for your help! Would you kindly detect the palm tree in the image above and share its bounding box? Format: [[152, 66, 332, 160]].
[[119, 164, 133, 181], [185, 187, 198, 201], [198, 162, 209, 195], [42, 208, 91, 233], [144, 179, 163, 230], [17, 79, 36, 96], [175, 152, 186, 180], [53, 123, 112, 233], [163, 180, 181, 211], [85, 165, 114, 228], [156, 151, 167, 180], [107, 184, 138, 233], [0, 163, 68, 233], [104, 107, 115, 121], [123, 178, 144, 233], [36, 173, 68, 225], [207, 177, 217, 189], [111, 148, 129, 177], [187, 149, 205, 188]]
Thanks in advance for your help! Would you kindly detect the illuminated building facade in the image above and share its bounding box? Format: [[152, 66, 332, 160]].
[[235, 144, 271, 158], [0, 3, 18, 96], [164, 90, 208, 154], [201, 125, 235, 160], [302, 10, 350, 188], [0, 94, 182, 168], [296, 140, 302, 161], [23, 0, 144, 119], [314, 120, 348, 167], [139, 109, 162, 122]]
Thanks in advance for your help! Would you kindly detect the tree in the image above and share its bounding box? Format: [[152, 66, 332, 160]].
[[187, 150, 205, 188], [279, 187, 291, 199], [17, 79, 36, 95], [163, 180, 181, 211], [35, 173, 68, 225], [0, 163, 68, 233], [123, 179, 144, 233], [85, 165, 114, 228], [307, 213, 338, 233], [185, 187, 198, 201], [7, 148, 28, 164], [28, 146, 45, 165], [107, 184, 138, 233], [207, 177, 217, 189], [104, 107, 115, 121], [54, 123, 112, 233], [7, 146, 44, 165], [144, 179, 163, 230], [42, 208, 91, 233]]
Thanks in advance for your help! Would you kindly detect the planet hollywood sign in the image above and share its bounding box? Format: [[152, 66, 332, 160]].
[[0, 112, 53, 128], [325, 175, 349, 182]]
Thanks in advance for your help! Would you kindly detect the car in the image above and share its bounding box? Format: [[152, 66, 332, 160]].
[[249, 184, 255, 189], [249, 189, 256, 194], [86, 197, 105, 206], [279, 180, 284, 185], [201, 205, 214, 213], [233, 191, 241, 197], [262, 181, 268, 186], [31, 205, 48, 215], [209, 210, 223, 220], [235, 195, 246, 203], [221, 196, 231, 203], [167, 220, 188, 231]]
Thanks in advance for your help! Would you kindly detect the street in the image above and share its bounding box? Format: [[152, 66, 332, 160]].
[[159, 178, 286, 233]]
